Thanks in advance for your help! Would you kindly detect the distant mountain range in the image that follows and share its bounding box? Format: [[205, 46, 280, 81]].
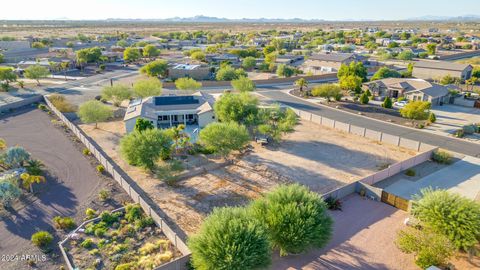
[[43, 14, 480, 23]]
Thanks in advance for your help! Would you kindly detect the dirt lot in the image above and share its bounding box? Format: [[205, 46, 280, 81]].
[[80, 118, 413, 235], [246, 120, 416, 193], [271, 194, 416, 270]]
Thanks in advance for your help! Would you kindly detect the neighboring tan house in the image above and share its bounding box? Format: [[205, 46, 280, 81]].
[[167, 64, 211, 80], [124, 92, 215, 133], [363, 78, 450, 106], [412, 60, 473, 81], [301, 52, 366, 74]]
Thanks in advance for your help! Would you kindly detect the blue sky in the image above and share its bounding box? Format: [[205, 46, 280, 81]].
[[4, 0, 479, 20]]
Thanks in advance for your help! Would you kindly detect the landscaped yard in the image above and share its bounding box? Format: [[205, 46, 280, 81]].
[[79, 118, 415, 235], [65, 204, 181, 270]]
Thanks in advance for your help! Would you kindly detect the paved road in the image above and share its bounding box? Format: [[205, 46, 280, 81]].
[[0, 108, 102, 269], [259, 90, 480, 157]]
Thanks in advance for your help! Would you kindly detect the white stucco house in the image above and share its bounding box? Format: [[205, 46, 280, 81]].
[[124, 92, 216, 133]]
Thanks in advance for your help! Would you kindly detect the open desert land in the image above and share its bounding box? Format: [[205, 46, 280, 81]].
[[79, 119, 415, 235]]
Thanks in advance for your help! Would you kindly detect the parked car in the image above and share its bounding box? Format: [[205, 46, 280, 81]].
[[394, 100, 408, 107]]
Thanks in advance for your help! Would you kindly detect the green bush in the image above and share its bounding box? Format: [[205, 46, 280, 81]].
[[85, 208, 97, 219], [83, 148, 91, 155], [188, 207, 271, 270], [38, 104, 48, 111], [94, 227, 107, 237], [405, 169, 416, 177], [53, 216, 76, 231], [463, 124, 477, 134], [454, 129, 464, 138], [428, 112, 436, 123], [31, 231, 53, 248], [411, 189, 480, 250], [396, 227, 454, 269], [98, 189, 109, 201], [100, 211, 120, 225], [249, 184, 333, 256], [125, 204, 143, 222], [96, 165, 105, 173], [359, 92, 369, 104], [115, 262, 137, 270], [432, 150, 453, 164], [382, 97, 392, 108], [80, 238, 94, 249]]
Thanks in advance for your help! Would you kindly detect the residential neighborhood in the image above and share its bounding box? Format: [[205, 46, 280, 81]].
[[1, 1, 480, 270]]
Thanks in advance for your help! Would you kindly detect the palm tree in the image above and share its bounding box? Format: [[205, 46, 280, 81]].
[[60, 62, 70, 81], [20, 173, 46, 193], [295, 78, 308, 92], [26, 159, 44, 176]]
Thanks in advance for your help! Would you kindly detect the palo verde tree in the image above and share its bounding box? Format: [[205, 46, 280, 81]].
[[140, 60, 169, 78], [78, 100, 113, 128], [400, 101, 431, 120], [231, 76, 256, 92], [175, 77, 202, 91], [249, 184, 333, 256], [123, 47, 141, 63], [101, 84, 133, 106], [214, 92, 259, 125], [188, 207, 271, 270], [199, 122, 250, 158], [120, 128, 173, 170], [294, 78, 308, 92], [133, 78, 163, 98], [24, 65, 50, 86], [256, 105, 298, 142]]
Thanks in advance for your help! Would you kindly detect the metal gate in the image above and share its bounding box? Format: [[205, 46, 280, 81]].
[[381, 191, 409, 211]]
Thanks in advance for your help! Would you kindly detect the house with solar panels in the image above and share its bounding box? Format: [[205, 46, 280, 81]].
[[123, 92, 216, 134]]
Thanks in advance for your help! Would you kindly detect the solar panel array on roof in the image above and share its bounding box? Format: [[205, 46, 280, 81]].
[[154, 96, 199, 106]]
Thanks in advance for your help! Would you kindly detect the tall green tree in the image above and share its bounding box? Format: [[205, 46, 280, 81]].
[[257, 106, 298, 142], [134, 118, 154, 132], [78, 100, 113, 128], [0, 67, 17, 88], [241, 56, 257, 70], [371, 67, 401, 81], [295, 78, 308, 92], [426, 43, 437, 55]]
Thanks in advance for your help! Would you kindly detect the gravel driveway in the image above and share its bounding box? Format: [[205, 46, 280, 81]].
[[0, 107, 101, 269]]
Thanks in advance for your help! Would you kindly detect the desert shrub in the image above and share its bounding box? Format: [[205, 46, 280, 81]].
[[100, 211, 120, 225], [89, 248, 100, 256], [431, 150, 453, 164], [417, 123, 424, 129], [48, 94, 76, 112], [411, 188, 480, 250], [0, 175, 21, 207], [249, 184, 333, 256], [53, 216, 76, 230], [81, 238, 94, 249], [98, 189, 110, 201], [463, 124, 477, 134], [94, 227, 107, 237], [324, 196, 342, 211], [188, 207, 271, 270], [115, 262, 137, 270], [3, 146, 30, 168], [31, 231, 53, 248], [454, 129, 464, 138], [38, 104, 48, 111], [405, 169, 416, 177], [125, 204, 143, 222], [85, 208, 97, 219], [397, 227, 454, 269], [134, 217, 155, 230], [96, 165, 105, 173], [83, 148, 91, 155]]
